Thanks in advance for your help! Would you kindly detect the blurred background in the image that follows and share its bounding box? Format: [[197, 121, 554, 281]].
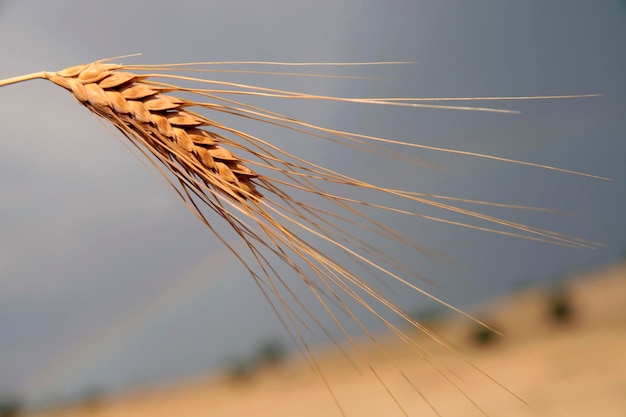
[[0, 1, 624, 415]]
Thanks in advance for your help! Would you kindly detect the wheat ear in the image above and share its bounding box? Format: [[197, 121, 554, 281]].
[[0, 58, 604, 416]]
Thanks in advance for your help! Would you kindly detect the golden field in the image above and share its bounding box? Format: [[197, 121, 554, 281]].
[[29, 261, 626, 417]]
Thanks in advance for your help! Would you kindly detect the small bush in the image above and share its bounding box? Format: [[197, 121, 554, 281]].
[[469, 319, 500, 347], [0, 397, 22, 417], [548, 287, 575, 324], [471, 326, 497, 346], [255, 340, 287, 367], [225, 358, 255, 383]]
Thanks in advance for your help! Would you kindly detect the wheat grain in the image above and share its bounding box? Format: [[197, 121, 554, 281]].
[[0, 58, 604, 416]]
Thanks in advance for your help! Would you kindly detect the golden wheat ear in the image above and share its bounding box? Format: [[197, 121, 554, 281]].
[[0, 58, 605, 416]]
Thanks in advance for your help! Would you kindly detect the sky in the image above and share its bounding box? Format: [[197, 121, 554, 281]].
[[0, 0, 625, 408]]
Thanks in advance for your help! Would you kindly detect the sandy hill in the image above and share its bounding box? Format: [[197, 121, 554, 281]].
[[28, 261, 626, 417]]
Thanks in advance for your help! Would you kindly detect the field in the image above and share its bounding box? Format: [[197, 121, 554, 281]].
[[29, 261, 626, 417]]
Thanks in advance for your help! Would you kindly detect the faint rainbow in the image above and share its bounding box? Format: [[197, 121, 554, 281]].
[[24, 243, 243, 398]]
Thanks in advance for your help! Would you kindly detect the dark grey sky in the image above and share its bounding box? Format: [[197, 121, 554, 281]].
[[0, 0, 624, 407]]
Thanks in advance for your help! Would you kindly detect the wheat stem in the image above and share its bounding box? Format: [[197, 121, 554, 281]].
[[0, 71, 48, 87]]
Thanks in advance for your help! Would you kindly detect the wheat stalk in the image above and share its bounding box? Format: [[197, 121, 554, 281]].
[[0, 57, 604, 416]]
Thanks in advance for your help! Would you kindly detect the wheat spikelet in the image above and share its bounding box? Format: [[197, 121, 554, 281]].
[[0, 57, 604, 416]]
